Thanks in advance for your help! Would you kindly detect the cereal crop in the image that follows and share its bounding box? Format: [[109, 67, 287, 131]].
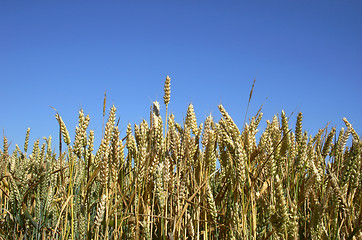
[[0, 76, 361, 239]]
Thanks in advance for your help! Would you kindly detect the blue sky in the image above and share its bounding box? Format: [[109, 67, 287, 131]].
[[1, 1, 361, 153]]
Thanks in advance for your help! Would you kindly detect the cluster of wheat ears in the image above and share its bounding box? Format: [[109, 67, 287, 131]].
[[0, 76, 361, 240]]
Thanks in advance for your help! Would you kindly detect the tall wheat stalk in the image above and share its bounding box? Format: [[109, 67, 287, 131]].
[[0, 76, 361, 239]]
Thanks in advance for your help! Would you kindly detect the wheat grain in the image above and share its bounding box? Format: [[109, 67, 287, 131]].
[[186, 103, 198, 136], [206, 181, 217, 222], [322, 127, 336, 158], [95, 194, 107, 227], [24, 127, 30, 152], [343, 117, 359, 142], [164, 75, 171, 107], [55, 113, 71, 145], [218, 104, 240, 139], [295, 112, 303, 146]]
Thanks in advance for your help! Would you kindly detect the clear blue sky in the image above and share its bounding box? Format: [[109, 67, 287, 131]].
[[1, 1, 361, 153]]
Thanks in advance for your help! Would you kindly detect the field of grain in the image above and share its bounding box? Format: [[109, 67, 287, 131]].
[[0, 76, 361, 239]]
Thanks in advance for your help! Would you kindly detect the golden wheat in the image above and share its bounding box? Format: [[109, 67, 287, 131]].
[[0, 77, 361, 239]]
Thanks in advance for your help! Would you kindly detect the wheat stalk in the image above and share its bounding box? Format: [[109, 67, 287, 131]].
[[1, 76, 361, 239]]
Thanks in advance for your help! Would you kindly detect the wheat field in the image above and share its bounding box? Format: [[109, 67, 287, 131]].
[[0, 76, 361, 239]]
